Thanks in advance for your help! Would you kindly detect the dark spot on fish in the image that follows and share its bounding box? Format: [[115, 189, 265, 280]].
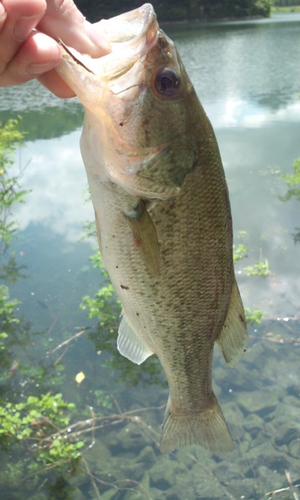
[[120, 284, 129, 290], [119, 122, 124, 126], [116, 266, 119, 269], [244, 349, 247, 352], [239, 314, 245, 323], [136, 312, 140, 317], [134, 235, 140, 248], [112, 235, 115, 238]]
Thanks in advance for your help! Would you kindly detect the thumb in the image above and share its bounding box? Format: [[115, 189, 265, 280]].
[[37, 0, 111, 56]]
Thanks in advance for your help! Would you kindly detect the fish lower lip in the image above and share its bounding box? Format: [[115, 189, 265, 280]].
[[59, 40, 95, 75]]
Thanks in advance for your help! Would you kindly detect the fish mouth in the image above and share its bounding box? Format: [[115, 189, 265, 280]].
[[56, 4, 158, 96], [94, 3, 157, 45]]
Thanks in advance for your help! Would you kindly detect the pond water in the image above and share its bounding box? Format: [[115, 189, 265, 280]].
[[0, 12, 299, 500]]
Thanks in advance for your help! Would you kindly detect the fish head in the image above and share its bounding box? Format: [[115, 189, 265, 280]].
[[57, 3, 199, 199]]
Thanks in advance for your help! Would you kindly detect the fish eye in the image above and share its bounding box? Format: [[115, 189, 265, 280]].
[[154, 68, 180, 96]]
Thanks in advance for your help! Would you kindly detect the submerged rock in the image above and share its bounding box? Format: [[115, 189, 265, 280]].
[[136, 445, 157, 466], [150, 459, 175, 489], [107, 422, 152, 452], [289, 438, 300, 459], [237, 389, 278, 415]]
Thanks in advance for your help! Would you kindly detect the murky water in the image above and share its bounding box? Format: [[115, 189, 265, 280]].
[[0, 13, 299, 500]]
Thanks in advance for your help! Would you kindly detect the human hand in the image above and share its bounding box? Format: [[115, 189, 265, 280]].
[[0, 0, 110, 97]]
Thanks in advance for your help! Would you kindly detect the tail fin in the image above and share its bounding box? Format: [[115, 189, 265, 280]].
[[160, 394, 234, 454]]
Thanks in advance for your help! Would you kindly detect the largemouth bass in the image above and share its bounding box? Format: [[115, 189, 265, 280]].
[[56, 3, 248, 454]]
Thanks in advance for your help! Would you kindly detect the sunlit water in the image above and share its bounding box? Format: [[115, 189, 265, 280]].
[[0, 13, 299, 500]]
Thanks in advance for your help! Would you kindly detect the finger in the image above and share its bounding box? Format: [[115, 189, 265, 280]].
[[38, 69, 76, 98], [0, 4, 8, 30], [1, 30, 61, 86], [37, 0, 111, 57], [0, 0, 46, 73]]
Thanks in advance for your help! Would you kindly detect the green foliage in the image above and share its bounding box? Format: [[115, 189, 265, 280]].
[[280, 158, 300, 243], [94, 389, 113, 411], [0, 284, 20, 325], [0, 332, 7, 351], [272, 0, 300, 8], [0, 118, 28, 252], [0, 284, 20, 352], [280, 157, 300, 202], [74, 0, 271, 22], [0, 118, 85, 486], [244, 307, 263, 326], [80, 251, 120, 325], [0, 392, 84, 471], [233, 243, 248, 262], [0, 393, 75, 443], [244, 259, 270, 277], [39, 439, 84, 465], [252, 0, 272, 16]]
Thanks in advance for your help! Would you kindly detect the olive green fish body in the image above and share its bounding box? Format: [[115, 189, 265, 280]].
[[56, 3, 248, 454]]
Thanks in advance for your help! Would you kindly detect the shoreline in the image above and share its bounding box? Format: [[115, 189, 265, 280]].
[[161, 15, 265, 25]]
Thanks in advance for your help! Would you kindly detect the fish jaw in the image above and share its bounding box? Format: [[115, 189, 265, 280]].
[[56, 4, 159, 115], [56, 3, 200, 200]]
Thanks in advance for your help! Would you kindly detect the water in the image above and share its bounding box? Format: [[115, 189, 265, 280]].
[[0, 13, 299, 500]]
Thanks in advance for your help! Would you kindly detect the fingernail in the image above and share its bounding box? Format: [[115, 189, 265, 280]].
[[0, 3, 7, 24], [26, 60, 60, 75], [85, 21, 111, 53], [14, 14, 41, 42]]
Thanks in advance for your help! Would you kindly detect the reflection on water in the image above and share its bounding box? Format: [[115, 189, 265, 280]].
[[0, 12, 299, 500], [11, 132, 94, 242], [0, 80, 83, 140], [169, 14, 300, 109]]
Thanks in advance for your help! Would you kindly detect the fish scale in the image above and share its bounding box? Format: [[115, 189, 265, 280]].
[[56, 3, 248, 454]]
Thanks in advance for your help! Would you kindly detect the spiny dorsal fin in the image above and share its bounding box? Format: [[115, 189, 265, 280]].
[[217, 279, 248, 368]]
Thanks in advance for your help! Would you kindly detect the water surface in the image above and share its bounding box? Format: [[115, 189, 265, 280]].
[[0, 13, 299, 500]]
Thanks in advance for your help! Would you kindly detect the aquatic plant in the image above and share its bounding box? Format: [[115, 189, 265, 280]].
[[280, 157, 300, 243], [80, 250, 120, 328], [0, 119, 88, 487], [0, 118, 28, 252], [233, 243, 248, 262], [244, 307, 263, 326], [280, 157, 300, 203], [244, 259, 271, 278]]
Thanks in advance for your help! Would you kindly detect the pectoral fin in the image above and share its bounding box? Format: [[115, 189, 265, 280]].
[[117, 313, 153, 365], [124, 204, 160, 277], [217, 279, 248, 367]]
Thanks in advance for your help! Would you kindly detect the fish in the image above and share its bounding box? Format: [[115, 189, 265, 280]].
[[56, 3, 248, 454]]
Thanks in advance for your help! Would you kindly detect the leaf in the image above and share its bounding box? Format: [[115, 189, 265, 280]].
[[75, 371, 85, 384]]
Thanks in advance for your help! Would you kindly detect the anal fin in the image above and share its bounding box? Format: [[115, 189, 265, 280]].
[[117, 313, 153, 365], [217, 279, 248, 367]]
